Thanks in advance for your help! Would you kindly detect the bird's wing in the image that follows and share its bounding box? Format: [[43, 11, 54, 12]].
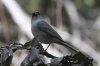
[[38, 21, 63, 40]]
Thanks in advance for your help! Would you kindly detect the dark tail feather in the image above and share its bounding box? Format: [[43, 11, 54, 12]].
[[58, 40, 79, 53]]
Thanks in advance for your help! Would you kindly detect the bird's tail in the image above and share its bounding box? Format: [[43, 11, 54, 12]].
[[56, 40, 79, 53]]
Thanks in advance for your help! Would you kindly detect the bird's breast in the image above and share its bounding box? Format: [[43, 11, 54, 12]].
[[31, 23, 52, 44]]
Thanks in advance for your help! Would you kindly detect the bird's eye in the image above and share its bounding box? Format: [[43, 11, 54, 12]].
[[32, 11, 40, 17]]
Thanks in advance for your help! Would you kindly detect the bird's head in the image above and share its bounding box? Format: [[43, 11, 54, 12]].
[[31, 11, 44, 23], [32, 11, 40, 18]]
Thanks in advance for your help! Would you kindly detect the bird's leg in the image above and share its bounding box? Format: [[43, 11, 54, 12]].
[[44, 43, 51, 51], [38, 43, 56, 58]]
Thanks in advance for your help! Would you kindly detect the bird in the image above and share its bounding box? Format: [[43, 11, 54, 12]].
[[31, 11, 78, 53]]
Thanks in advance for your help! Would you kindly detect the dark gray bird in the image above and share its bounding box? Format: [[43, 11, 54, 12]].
[[31, 12, 78, 53]]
